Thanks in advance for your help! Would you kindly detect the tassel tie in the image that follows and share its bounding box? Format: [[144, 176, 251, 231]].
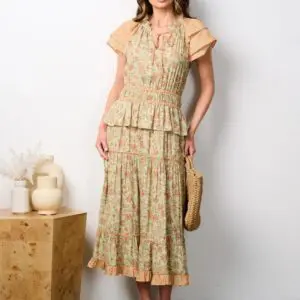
[[151, 31, 175, 78]]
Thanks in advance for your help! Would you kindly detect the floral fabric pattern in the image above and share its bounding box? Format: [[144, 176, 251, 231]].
[[88, 16, 217, 286]]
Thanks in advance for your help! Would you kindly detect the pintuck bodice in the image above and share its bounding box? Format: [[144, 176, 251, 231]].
[[124, 20, 190, 97], [104, 16, 217, 136]]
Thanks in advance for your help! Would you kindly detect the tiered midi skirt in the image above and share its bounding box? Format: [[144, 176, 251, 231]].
[[88, 124, 189, 286]]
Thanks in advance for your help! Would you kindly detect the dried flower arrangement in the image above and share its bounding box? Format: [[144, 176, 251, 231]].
[[0, 143, 47, 184]]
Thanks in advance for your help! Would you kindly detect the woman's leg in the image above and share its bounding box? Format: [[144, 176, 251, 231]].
[[158, 285, 173, 300], [136, 282, 152, 300]]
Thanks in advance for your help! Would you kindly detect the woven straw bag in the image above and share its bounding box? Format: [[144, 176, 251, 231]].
[[184, 155, 204, 231]]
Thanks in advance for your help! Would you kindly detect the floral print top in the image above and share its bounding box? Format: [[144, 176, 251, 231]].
[[104, 15, 217, 136]]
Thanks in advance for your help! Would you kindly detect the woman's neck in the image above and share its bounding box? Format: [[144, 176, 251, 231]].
[[150, 7, 177, 27]]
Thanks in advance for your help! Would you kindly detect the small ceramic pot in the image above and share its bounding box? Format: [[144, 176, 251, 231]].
[[32, 176, 62, 215], [11, 180, 31, 214]]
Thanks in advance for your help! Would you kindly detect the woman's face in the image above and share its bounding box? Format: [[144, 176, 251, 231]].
[[149, 0, 174, 10]]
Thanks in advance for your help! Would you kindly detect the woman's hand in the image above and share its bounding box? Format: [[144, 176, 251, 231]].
[[184, 132, 196, 156], [96, 122, 109, 160]]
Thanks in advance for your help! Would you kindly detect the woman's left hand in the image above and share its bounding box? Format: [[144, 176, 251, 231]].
[[184, 133, 196, 156]]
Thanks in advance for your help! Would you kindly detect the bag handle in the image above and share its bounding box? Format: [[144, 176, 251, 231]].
[[185, 155, 194, 170]]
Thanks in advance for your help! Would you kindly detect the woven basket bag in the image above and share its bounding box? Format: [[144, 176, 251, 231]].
[[184, 155, 204, 231]]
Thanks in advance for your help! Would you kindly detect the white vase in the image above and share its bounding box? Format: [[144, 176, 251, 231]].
[[11, 180, 31, 214], [34, 155, 64, 189], [32, 176, 62, 215]]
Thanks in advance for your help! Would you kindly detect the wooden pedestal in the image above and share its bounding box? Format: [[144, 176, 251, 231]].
[[0, 208, 86, 300]]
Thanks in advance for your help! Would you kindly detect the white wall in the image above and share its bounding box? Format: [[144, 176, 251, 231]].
[[0, 0, 299, 299]]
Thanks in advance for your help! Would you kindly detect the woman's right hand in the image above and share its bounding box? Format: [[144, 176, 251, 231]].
[[96, 122, 109, 160]]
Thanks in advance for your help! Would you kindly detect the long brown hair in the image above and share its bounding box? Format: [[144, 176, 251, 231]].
[[133, 0, 192, 22]]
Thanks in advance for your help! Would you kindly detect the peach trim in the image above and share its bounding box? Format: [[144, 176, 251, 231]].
[[87, 258, 189, 286], [107, 38, 124, 55], [188, 39, 217, 62]]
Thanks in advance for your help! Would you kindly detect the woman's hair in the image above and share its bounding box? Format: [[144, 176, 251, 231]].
[[134, 0, 192, 22]]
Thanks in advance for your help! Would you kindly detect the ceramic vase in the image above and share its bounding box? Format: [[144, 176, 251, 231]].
[[32, 176, 62, 215], [11, 180, 31, 214], [31, 155, 64, 211], [34, 155, 64, 189]]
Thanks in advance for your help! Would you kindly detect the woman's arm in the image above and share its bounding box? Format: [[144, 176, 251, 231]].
[[96, 54, 126, 160], [185, 49, 215, 155]]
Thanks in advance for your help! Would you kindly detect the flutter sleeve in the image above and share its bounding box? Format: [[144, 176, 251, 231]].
[[184, 18, 217, 62], [107, 19, 139, 55]]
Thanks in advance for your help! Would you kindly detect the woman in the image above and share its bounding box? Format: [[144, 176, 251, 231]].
[[88, 0, 217, 299]]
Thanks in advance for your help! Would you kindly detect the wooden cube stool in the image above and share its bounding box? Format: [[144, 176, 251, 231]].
[[0, 208, 86, 300]]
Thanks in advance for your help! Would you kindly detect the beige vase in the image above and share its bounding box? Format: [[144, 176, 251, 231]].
[[31, 155, 64, 211], [32, 176, 62, 215], [11, 180, 31, 214], [34, 155, 64, 189]]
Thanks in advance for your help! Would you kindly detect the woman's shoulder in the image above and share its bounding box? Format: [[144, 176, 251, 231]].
[[182, 17, 207, 36], [114, 18, 140, 34], [182, 17, 217, 61], [107, 19, 141, 54]]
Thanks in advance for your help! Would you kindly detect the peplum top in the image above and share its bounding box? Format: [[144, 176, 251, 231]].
[[103, 16, 217, 136]]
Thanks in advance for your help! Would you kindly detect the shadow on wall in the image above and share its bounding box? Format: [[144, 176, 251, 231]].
[[177, 2, 237, 300]]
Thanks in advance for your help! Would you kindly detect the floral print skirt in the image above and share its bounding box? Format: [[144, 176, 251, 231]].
[[88, 125, 189, 286]]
